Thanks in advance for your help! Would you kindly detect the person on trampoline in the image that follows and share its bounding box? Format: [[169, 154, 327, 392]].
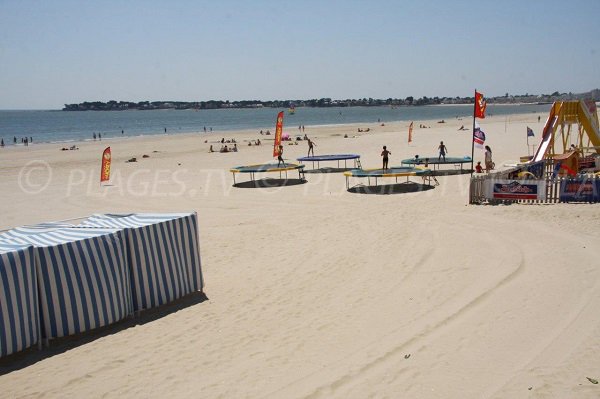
[[307, 137, 316, 156], [381, 145, 391, 170], [277, 145, 284, 167], [438, 141, 447, 162]]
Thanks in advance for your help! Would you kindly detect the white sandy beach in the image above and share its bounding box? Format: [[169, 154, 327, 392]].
[[1, 111, 599, 398]]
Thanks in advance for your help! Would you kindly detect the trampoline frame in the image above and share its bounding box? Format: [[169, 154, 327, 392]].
[[230, 163, 305, 185], [296, 154, 361, 170], [343, 167, 435, 190], [401, 156, 472, 171]]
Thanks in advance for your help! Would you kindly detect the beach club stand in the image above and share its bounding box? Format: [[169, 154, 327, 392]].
[[0, 213, 203, 355], [0, 242, 39, 358], [0, 224, 132, 344], [79, 213, 203, 312]]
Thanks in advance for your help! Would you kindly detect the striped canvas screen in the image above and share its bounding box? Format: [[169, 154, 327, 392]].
[[0, 243, 39, 357], [81, 213, 203, 311], [0, 227, 133, 340]]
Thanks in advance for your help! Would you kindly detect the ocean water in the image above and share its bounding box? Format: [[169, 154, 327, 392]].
[[0, 104, 550, 145]]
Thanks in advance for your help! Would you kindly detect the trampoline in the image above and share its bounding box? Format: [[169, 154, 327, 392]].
[[343, 166, 435, 189], [401, 156, 472, 171], [230, 162, 305, 185], [296, 154, 361, 170]]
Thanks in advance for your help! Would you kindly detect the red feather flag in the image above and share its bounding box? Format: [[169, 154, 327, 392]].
[[475, 91, 487, 119]]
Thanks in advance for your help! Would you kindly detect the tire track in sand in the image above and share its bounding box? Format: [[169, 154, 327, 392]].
[[263, 214, 526, 399]]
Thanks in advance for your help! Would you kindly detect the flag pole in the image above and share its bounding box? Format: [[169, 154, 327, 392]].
[[470, 89, 476, 176]]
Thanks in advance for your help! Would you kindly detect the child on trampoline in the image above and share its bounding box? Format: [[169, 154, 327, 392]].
[[381, 145, 391, 170], [277, 145, 284, 167], [438, 141, 447, 162], [307, 138, 316, 157]]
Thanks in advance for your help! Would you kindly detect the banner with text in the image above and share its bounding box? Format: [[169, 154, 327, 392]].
[[485, 179, 546, 200]]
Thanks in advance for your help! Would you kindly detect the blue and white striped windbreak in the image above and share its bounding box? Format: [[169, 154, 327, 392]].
[[80, 213, 203, 311], [0, 226, 132, 340], [0, 243, 39, 357]]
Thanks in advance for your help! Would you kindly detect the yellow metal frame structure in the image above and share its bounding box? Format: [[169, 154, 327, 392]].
[[532, 100, 600, 162]]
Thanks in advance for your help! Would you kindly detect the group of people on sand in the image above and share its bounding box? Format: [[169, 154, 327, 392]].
[[209, 138, 264, 152], [210, 144, 238, 153], [61, 145, 79, 151]]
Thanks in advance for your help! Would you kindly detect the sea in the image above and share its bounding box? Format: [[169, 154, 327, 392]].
[[0, 104, 550, 145]]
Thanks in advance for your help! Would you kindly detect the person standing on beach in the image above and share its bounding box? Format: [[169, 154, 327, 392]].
[[438, 141, 447, 162], [307, 137, 316, 156], [93, 133, 96, 140], [484, 145, 493, 173], [277, 145, 284, 167], [381, 145, 391, 170], [99, 133, 102, 141], [1, 138, 4, 147]]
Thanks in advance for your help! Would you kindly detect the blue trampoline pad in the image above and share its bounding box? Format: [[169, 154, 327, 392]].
[[297, 154, 360, 162], [401, 156, 472, 165], [344, 167, 430, 178]]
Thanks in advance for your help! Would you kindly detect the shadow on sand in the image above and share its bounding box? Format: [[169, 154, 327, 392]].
[[0, 291, 209, 374], [348, 181, 435, 195], [233, 178, 307, 188]]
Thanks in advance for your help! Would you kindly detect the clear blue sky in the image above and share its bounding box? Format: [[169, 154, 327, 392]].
[[1, 0, 599, 109]]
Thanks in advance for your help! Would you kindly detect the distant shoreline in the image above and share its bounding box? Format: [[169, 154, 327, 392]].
[[61, 90, 599, 111]]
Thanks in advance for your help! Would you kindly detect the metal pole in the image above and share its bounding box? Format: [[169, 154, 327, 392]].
[[470, 89, 477, 176]]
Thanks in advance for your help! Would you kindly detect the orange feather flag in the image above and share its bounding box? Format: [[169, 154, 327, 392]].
[[100, 147, 111, 183]]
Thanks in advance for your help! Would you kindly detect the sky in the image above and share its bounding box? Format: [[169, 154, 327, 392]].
[[1, 0, 599, 109]]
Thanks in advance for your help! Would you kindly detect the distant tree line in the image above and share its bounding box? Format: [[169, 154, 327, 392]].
[[63, 89, 599, 111]]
